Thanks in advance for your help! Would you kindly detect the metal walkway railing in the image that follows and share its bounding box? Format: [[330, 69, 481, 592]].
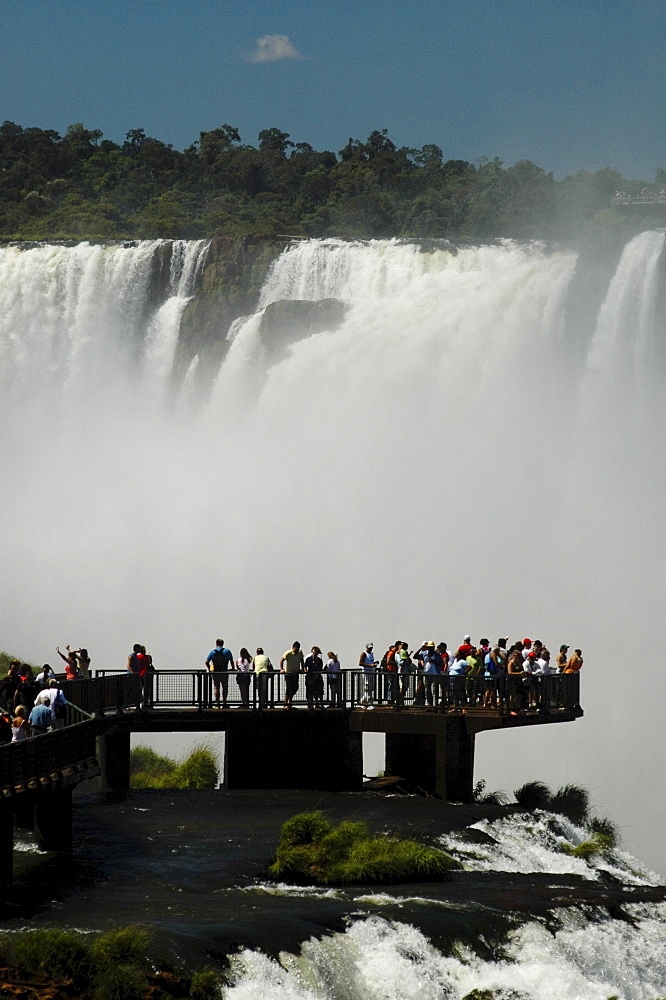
[[86, 669, 581, 716]]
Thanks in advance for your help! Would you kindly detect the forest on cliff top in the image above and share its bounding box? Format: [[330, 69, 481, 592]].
[[1, 120, 664, 243]]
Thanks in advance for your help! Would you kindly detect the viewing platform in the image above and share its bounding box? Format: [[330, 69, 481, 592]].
[[614, 192, 666, 206], [0, 670, 582, 882]]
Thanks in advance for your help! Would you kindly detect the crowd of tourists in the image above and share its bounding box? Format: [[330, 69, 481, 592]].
[[196, 635, 583, 712], [356, 636, 582, 713], [0, 660, 68, 743], [0, 634, 583, 737]]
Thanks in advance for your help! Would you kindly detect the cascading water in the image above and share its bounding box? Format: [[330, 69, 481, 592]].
[[1, 234, 665, 893]]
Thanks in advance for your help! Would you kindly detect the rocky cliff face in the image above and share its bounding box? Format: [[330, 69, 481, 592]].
[[174, 234, 287, 383]]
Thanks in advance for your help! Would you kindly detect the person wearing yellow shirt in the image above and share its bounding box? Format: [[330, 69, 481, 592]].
[[280, 641, 304, 710]]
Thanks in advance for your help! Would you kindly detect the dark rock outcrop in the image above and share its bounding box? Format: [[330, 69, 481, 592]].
[[258, 298, 347, 363]]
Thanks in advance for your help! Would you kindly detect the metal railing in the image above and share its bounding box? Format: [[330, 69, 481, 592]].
[[89, 669, 581, 715], [614, 193, 666, 206], [0, 719, 97, 793], [64, 673, 141, 715]]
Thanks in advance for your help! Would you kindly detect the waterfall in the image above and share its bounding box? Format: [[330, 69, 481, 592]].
[[587, 229, 665, 383], [141, 239, 209, 397], [0, 234, 665, 882], [0, 239, 209, 406]]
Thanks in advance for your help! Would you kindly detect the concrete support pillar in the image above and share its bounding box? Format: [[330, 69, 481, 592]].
[[385, 733, 449, 795], [385, 720, 475, 801], [445, 718, 475, 803], [224, 715, 363, 791], [34, 787, 72, 852], [0, 801, 13, 885], [14, 798, 35, 830], [96, 726, 131, 792]]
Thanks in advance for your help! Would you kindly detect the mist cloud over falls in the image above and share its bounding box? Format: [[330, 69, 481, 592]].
[[0, 235, 664, 870]]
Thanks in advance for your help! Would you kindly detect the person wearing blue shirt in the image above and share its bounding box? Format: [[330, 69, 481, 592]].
[[422, 643, 444, 708], [205, 639, 234, 708], [29, 701, 52, 735]]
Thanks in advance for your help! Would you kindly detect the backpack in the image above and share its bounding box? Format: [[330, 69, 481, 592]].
[[53, 689, 67, 719], [210, 648, 229, 671]]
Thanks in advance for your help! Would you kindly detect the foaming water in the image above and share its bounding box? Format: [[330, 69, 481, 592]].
[[440, 811, 661, 885], [224, 907, 666, 1000], [1, 235, 665, 876]]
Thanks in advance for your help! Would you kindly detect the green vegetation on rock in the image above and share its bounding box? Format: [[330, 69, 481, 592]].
[[0, 925, 219, 999], [189, 967, 223, 1000], [269, 810, 461, 884], [130, 744, 219, 789], [0, 926, 149, 999], [511, 780, 621, 857], [514, 780, 590, 825], [559, 832, 616, 859]]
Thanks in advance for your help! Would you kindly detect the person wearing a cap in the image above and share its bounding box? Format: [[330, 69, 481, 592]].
[[556, 645, 569, 673], [359, 642, 377, 707], [521, 638, 532, 660]]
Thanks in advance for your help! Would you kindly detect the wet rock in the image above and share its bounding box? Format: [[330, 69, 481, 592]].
[[458, 827, 499, 846], [258, 298, 346, 362]]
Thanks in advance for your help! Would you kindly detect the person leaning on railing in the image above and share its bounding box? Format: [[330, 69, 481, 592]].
[[325, 652, 341, 708], [564, 649, 583, 673], [235, 648, 253, 709], [280, 641, 304, 711], [253, 648, 273, 710]]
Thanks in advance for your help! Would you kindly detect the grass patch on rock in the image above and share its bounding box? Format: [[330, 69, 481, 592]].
[[0, 926, 149, 998], [268, 810, 461, 885], [0, 925, 221, 999]]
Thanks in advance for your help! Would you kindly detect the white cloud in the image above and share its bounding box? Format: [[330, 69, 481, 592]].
[[246, 34, 308, 64]]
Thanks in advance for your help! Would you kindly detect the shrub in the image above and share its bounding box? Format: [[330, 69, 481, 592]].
[[0, 925, 158, 1000], [130, 744, 219, 789], [171, 746, 219, 789], [269, 811, 461, 885], [94, 963, 147, 1000], [11, 929, 95, 988], [514, 781, 552, 811], [190, 967, 222, 1000], [279, 810, 332, 847], [550, 784, 590, 825], [473, 780, 510, 806], [92, 926, 150, 967], [129, 746, 176, 778], [589, 815, 619, 848]]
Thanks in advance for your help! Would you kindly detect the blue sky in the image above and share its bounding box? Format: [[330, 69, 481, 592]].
[[2, 0, 665, 180]]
